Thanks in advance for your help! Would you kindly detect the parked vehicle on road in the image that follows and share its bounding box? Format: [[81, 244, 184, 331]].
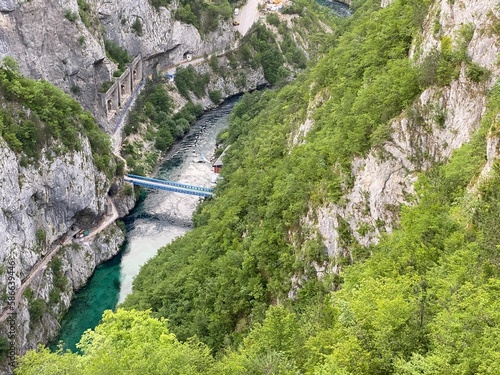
[[74, 229, 90, 239]]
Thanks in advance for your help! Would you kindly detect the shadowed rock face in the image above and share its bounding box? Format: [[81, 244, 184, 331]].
[[0, 0, 16, 13], [0, 0, 111, 126], [0, 133, 127, 373], [0, 1, 235, 367], [0, 0, 16, 12]]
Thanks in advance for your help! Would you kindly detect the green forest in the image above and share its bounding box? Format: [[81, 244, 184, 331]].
[[0, 57, 114, 177], [121, 79, 204, 175], [15, 0, 500, 373]]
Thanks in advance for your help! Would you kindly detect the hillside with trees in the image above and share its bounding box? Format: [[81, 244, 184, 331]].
[[15, 0, 500, 373]]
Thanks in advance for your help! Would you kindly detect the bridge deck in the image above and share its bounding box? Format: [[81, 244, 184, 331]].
[[124, 175, 213, 197]]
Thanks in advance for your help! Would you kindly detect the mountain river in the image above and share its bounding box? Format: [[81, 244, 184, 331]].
[[52, 0, 351, 351], [52, 97, 240, 351]]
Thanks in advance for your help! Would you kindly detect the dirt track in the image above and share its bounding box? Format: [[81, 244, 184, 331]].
[[236, 0, 260, 36]]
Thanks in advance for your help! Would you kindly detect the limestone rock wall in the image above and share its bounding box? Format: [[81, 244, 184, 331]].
[[0, 137, 108, 276], [185, 58, 267, 110], [0, 0, 236, 132], [0, 136, 125, 372], [98, 0, 236, 72], [0, 0, 112, 123], [296, 0, 500, 275]]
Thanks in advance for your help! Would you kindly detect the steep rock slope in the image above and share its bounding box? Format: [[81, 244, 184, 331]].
[[120, 0, 500, 353], [0, 0, 236, 129], [302, 0, 500, 272], [0, 65, 128, 372], [0, 0, 238, 360], [0, 0, 110, 121], [99, 0, 235, 68], [0, 137, 125, 365]]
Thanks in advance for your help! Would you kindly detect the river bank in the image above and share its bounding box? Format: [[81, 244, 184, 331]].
[[52, 96, 240, 352]]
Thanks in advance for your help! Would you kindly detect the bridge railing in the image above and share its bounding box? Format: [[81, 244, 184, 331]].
[[126, 174, 213, 192], [126, 179, 212, 197]]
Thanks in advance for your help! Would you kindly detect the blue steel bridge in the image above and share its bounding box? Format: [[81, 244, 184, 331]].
[[124, 174, 213, 197]]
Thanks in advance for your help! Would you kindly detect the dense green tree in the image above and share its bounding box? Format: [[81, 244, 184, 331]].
[[15, 0, 500, 374], [121, 79, 199, 173], [123, 0, 432, 354], [15, 309, 213, 375], [0, 58, 114, 176]]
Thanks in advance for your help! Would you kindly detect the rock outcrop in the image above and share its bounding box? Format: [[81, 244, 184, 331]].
[[0, 135, 125, 372], [0, 1, 239, 367], [98, 0, 235, 71], [0, 0, 16, 13], [296, 0, 500, 275], [175, 59, 267, 111], [0, 0, 236, 131], [0, 0, 112, 123], [0, 136, 109, 277]]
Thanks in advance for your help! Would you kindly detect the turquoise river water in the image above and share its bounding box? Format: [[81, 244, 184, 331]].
[[52, 97, 239, 352], [51, 0, 351, 352]]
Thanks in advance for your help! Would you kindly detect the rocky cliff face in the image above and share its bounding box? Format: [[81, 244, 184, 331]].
[[0, 135, 126, 372], [0, 136, 108, 276], [0, 1, 239, 368], [0, 0, 236, 131], [297, 0, 500, 275], [0, 0, 111, 123], [170, 59, 267, 111], [98, 0, 235, 69]]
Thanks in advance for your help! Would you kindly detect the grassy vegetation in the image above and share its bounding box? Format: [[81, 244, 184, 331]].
[[49, 257, 68, 306], [131, 18, 143, 36], [174, 66, 210, 99], [14, 0, 500, 373], [64, 10, 78, 22], [104, 40, 131, 77], [121, 79, 203, 174], [77, 0, 100, 32], [208, 90, 222, 104], [120, 0, 432, 351], [16, 85, 500, 372], [0, 57, 114, 177], [98, 80, 114, 94], [149, 0, 232, 34]]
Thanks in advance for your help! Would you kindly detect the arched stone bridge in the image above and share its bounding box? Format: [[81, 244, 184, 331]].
[[100, 55, 143, 119]]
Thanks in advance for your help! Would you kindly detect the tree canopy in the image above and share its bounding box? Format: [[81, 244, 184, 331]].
[[14, 0, 500, 373], [0, 58, 114, 176]]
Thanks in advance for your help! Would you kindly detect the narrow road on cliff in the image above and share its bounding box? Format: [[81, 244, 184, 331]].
[[0, 199, 119, 323], [81, 199, 119, 243]]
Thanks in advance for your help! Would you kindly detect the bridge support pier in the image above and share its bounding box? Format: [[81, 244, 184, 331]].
[[100, 55, 144, 120]]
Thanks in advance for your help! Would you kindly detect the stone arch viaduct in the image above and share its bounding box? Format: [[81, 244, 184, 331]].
[[100, 55, 143, 119]]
